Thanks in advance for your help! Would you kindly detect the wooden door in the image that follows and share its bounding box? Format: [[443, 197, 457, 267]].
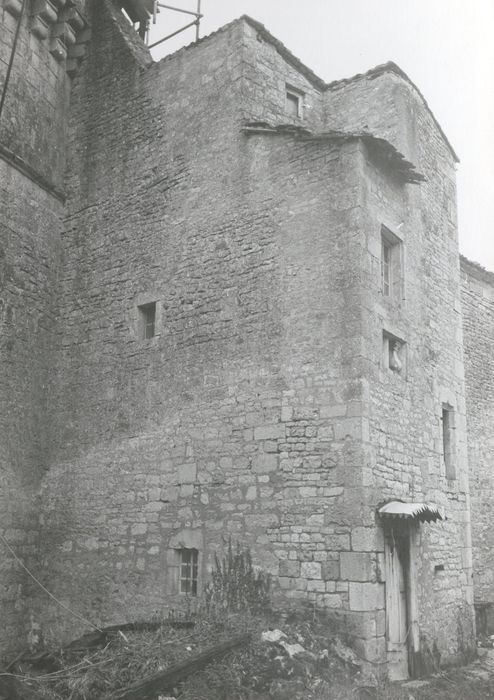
[[385, 528, 410, 681]]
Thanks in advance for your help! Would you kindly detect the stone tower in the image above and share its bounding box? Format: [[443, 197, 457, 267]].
[[0, 0, 477, 678], [0, 0, 88, 656]]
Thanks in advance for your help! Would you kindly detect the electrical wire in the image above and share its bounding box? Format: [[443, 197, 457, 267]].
[[0, 531, 103, 633], [0, 645, 113, 682], [0, 0, 28, 122]]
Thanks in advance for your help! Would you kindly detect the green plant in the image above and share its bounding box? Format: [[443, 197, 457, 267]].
[[203, 541, 271, 616]]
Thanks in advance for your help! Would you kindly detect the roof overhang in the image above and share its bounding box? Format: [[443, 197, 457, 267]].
[[378, 501, 445, 523], [242, 122, 426, 185]]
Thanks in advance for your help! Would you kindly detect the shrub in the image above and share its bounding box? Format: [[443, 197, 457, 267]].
[[203, 541, 271, 616]]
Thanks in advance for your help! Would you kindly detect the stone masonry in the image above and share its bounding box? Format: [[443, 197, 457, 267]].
[[461, 257, 494, 630], [0, 0, 489, 676]]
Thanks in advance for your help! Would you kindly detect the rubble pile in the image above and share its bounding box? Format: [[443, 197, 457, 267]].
[[0, 613, 363, 700]]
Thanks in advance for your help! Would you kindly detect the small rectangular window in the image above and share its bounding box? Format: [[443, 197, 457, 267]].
[[138, 302, 156, 339], [178, 548, 198, 595], [441, 405, 456, 479], [285, 86, 303, 119]]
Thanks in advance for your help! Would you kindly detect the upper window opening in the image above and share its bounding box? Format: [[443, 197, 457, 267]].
[[285, 87, 303, 119], [138, 302, 156, 339], [178, 548, 198, 595], [381, 225, 402, 300], [441, 405, 456, 479]]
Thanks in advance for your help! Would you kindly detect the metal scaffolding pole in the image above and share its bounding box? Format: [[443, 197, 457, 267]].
[[150, 0, 203, 47]]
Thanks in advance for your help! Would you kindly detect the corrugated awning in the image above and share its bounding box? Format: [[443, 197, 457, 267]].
[[378, 501, 445, 523]]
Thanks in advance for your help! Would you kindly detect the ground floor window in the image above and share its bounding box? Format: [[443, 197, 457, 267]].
[[178, 548, 199, 595]]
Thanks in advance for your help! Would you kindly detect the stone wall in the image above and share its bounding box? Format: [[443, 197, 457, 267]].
[[346, 70, 474, 664], [37, 3, 371, 640], [0, 3, 72, 658], [0, 159, 64, 658], [461, 257, 494, 627], [265, 61, 479, 667], [0, 2, 73, 188]]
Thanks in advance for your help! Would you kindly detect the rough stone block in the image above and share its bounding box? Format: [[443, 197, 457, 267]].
[[322, 560, 340, 581], [348, 582, 385, 611], [340, 552, 375, 581], [323, 594, 343, 608], [253, 453, 278, 473], [351, 527, 384, 552], [301, 561, 322, 579], [161, 486, 179, 502], [354, 635, 386, 662], [131, 523, 148, 536], [307, 579, 326, 592], [177, 463, 197, 483], [320, 404, 347, 418], [334, 418, 363, 441], [281, 406, 293, 422], [254, 424, 286, 440], [292, 407, 319, 421], [325, 534, 350, 550], [245, 485, 257, 500], [279, 560, 301, 577]]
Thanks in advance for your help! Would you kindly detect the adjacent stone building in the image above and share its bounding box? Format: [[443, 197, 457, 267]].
[[461, 258, 494, 633], [0, 0, 491, 680]]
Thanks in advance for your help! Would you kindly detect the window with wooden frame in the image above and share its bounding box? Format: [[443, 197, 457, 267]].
[[178, 548, 199, 595], [285, 85, 303, 119], [381, 225, 403, 300]]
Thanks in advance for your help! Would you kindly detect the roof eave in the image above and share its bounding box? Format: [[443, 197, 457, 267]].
[[327, 61, 459, 164], [242, 121, 426, 185]]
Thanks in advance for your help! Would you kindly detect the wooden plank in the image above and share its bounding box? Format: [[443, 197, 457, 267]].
[[64, 619, 194, 651], [108, 633, 251, 700]]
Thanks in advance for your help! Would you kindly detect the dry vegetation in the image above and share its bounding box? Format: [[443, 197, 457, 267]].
[[2, 544, 494, 700]]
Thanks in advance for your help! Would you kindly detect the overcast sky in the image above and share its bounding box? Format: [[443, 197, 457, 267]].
[[149, 1, 494, 271]]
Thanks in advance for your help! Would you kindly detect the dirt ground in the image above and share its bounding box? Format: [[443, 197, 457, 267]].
[[392, 649, 494, 700]]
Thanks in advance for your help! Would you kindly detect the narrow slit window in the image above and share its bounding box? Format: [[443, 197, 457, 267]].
[[138, 302, 156, 339], [178, 548, 198, 595], [441, 405, 456, 479]]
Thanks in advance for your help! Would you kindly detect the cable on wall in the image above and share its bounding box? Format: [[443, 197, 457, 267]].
[[0, 0, 28, 122], [0, 531, 103, 633]]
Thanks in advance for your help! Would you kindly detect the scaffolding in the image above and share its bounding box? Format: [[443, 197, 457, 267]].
[[119, 0, 203, 47], [150, 1, 202, 49]]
